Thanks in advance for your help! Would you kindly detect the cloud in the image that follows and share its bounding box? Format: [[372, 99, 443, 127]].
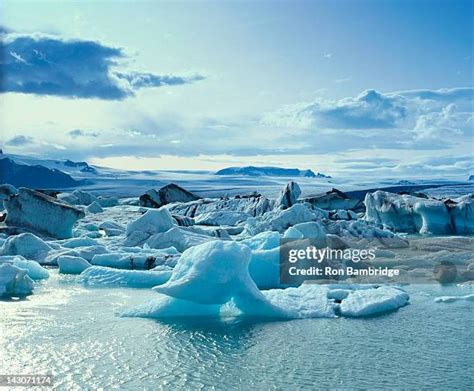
[[0, 32, 204, 100], [262, 89, 408, 130], [68, 129, 100, 138], [5, 135, 34, 146]]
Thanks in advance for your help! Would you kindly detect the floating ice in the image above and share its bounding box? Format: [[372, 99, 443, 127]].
[[245, 203, 326, 235], [434, 294, 474, 303], [57, 255, 91, 274], [0, 233, 52, 261], [365, 191, 474, 234], [338, 286, 409, 317], [125, 241, 409, 320], [86, 201, 103, 214], [139, 183, 199, 208], [194, 211, 250, 226], [80, 266, 171, 288], [275, 181, 301, 209], [0, 255, 49, 280], [125, 209, 176, 246], [145, 227, 215, 252], [91, 252, 161, 270], [0, 263, 34, 298], [4, 188, 85, 239]]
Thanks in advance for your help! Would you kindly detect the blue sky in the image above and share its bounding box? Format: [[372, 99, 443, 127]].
[[0, 0, 472, 178]]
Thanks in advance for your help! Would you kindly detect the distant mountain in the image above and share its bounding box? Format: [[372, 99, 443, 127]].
[[215, 166, 331, 178], [0, 157, 80, 188]]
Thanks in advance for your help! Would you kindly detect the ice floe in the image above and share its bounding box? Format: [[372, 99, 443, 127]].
[[79, 266, 171, 288], [4, 188, 85, 239], [0, 263, 34, 298], [57, 255, 91, 274]]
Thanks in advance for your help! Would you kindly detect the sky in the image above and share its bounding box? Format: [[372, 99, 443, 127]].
[[0, 0, 473, 179]]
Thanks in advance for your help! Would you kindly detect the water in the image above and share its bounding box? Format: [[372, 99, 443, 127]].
[[1, 272, 473, 390]]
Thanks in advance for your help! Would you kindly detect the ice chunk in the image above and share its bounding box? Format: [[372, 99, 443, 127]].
[[99, 220, 125, 237], [86, 201, 103, 214], [364, 191, 474, 235], [339, 286, 409, 316], [249, 247, 281, 289], [91, 252, 168, 270], [96, 196, 119, 208], [4, 188, 85, 239], [194, 211, 250, 226], [451, 194, 474, 234], [434, 294, 474, 303], [0, 255, 49, 280], [168, 193, 273, 218], [80, 266, 171, 288], [60, 237, 99, 248], [125, 241, 409, 320], [139, 183, 199, 208], [125, 209, 176, 246], [275, 181, 301, 209], [71, 190, 97, 205], [150, 241, 284, 317], [0, 263, 34, 298], [145, 227, 215, 252], [303, 188, 363, 211], [240, 231, 281, 250], [0, 183, 18, 204], [0, 233, 52, 261], [245, 203, 326, 235], [57, 255, 91, 274]]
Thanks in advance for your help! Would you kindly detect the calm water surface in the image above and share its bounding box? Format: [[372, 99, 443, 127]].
[[1, 271, 473, 390]]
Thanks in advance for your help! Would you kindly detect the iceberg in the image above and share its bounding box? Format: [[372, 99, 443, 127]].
[[57, 255, 91, 274], [86, 201, 103, 214], [0, 233, 52, 261], [4, 188, 85, 239], [139, 183, 199, 208], [364, 191, 474, 234], [0, 255, 49, 280], [244, 203, 326, 235], [275, 181, 301, 209], [338, 286, 409, 317], [125, 241, 409, 320], [79, 266, 171, 288], [303, 188, 363, 211], [194, 211, 250, 226], [125, 209, 176, 246], [145, 226, 216, 252], [0, 263, 34, 298], [434, 294, 474, 303]]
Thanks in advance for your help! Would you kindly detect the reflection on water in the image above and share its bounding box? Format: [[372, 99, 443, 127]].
[[1, 271, 473, 389]]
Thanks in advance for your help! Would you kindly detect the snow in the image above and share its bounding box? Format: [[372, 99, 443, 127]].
[[434, 294, 474, 303], [79, 266, 171, 288], [0, 263, 34, 298], [338, 286, 409, 316], [57, 255, 91, 274], [0, 255, 49, 280], [4, 188, 85, 239], [0, 233, 52, 262]]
